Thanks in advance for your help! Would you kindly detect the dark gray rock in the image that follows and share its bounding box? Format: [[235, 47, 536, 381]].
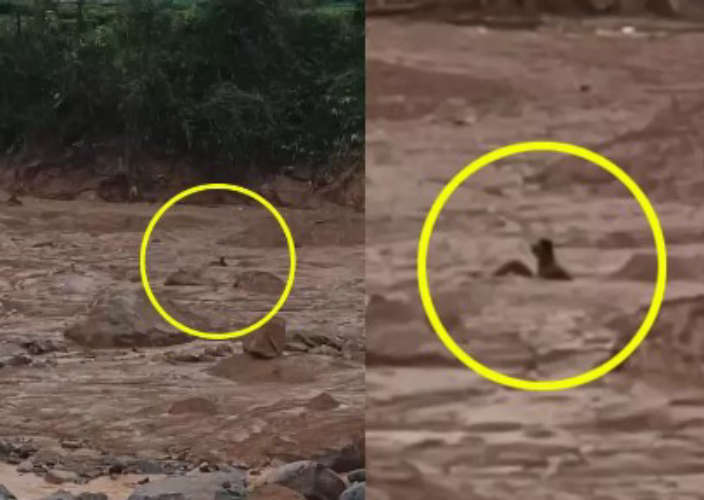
[[76, 494, 108, 500], [127, 470, 246, 500], [339, 482, 364, 500], [38, 491, 75, 500]]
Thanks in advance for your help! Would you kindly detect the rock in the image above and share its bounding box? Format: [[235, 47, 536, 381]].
[[127, 470, 246, 500], [168, 397, 218, 415], [233, 271, 285, 295], [347, 469, 365, 483], [242, 318, 287, 359], [164, 268, 212, 287], [60, 439, 82, 450], [64, 288, 201, 348], [38, 492, 75, 500], [340, 482, 365, 500], [76, 494, 108, 500], [17, 459, 33, 472], [45, 469, 80, 484], [0, 485, 17, 500], [212, 488, 246, 500], [133, 459, 165, 474], [249, 484, 305, 499], [259, 461, 345, 500], [306, 392, 340, 411], [284, 341, 309, 353]]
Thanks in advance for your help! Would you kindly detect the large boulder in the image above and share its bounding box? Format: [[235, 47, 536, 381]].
[[64, 287, 205, 348]]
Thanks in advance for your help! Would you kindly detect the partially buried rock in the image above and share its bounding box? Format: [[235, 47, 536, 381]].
[[164, 267, 212, 287], [306, 392, 340, 411], [168, 396, 218, 415], [257, 461, 345, 500], [64, 287, 203, 348], [233, 271, 285, 295], [242, 318, 287, 359]]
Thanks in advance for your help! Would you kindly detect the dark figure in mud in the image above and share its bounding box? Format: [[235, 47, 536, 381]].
[[531, 238, 571, 280], [493, 238, 572, 280]]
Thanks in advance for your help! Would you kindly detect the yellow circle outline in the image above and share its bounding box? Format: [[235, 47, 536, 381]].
[[139, 183, 296, 340], [417, 141, 667, 391]]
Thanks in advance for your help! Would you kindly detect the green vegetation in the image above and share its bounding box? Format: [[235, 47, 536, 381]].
[[0, 0, 363, 177]]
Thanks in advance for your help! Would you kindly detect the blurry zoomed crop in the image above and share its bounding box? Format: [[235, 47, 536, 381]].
[[366, 1, 704, 499]]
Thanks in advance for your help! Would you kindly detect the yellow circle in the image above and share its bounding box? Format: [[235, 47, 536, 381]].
[[139, 183, 296, 340], [417, 141, 667, 391]]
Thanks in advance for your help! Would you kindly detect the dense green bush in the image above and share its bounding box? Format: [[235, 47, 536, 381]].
[[0, 0, 363, 174]]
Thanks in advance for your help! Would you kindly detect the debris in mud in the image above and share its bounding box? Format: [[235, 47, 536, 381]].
[[242, 318, 287, 359], [164, 343, 234, 364], [289, 332, 343, 353], [21, 339, 63, 356], [63, 288, 200, 348]]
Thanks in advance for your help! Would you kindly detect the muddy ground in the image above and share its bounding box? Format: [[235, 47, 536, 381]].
[[0, 183, 364, 498], [366, 14, 704, 500]]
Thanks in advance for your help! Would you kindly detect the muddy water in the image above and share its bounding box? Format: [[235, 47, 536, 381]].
[[0, 193, 364, 493], [367, 17, 704, 500]]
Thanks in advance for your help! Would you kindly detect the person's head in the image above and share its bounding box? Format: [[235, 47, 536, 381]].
[[531, 238, 554, 262]]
